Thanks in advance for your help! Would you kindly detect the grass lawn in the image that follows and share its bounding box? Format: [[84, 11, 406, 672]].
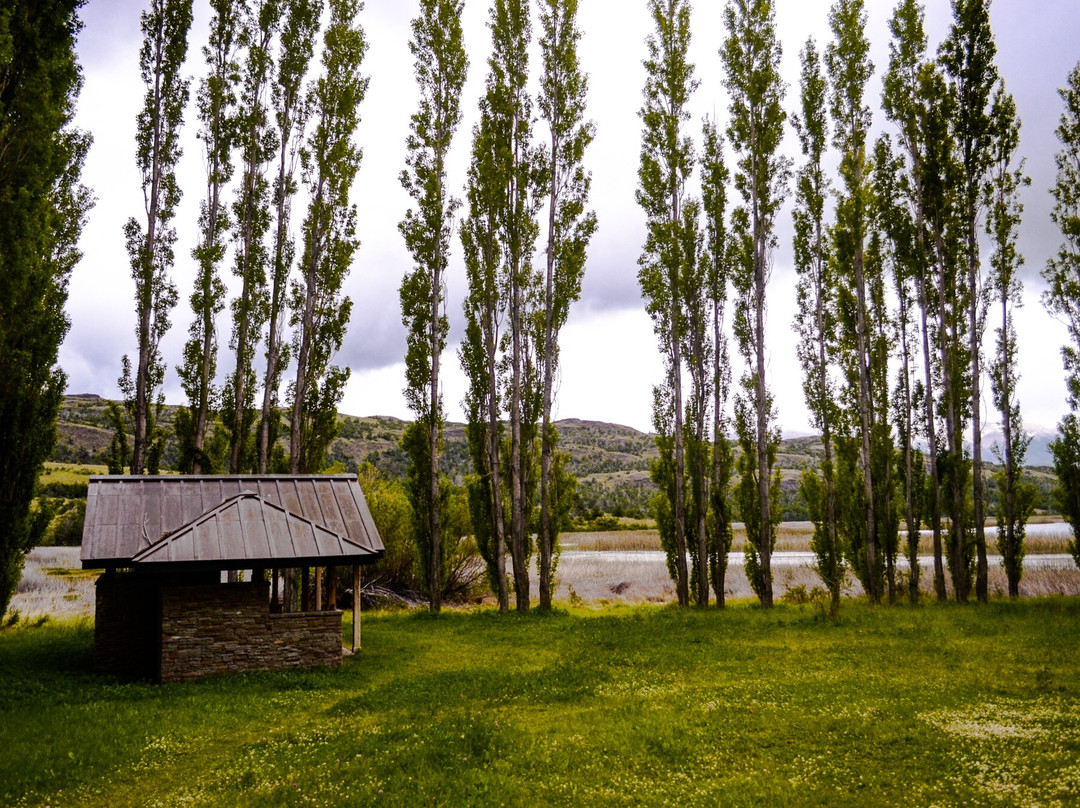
[[2, 600, 1079, 807]]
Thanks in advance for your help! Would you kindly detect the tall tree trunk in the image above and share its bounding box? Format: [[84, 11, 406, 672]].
[[671, 246, 690, 608], [428, 235, 443, 613], [900, 291, 920, 604], [968, 228, 988, 602], [487, 334, 508, 612], [754, 212, 773, 609], [539, 136, 558, 611]]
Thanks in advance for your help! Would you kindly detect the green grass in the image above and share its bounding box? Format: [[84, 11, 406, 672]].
[[3, 601, 1080, 807]]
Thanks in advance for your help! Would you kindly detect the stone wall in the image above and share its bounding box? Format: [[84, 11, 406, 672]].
[[96, 577, 343, 682], [159, 582, 342, 682]]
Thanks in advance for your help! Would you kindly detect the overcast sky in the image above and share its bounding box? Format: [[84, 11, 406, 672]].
[[65, 0, 1079, 436]]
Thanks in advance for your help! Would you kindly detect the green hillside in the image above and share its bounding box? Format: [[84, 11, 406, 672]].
[[50, 395, 1057, 522]]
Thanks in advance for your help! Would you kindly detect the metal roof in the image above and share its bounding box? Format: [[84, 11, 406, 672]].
[[81, 475, 384, 568]]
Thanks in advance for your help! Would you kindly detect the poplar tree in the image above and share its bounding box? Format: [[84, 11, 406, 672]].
[[1042, 62, 1080, 570], [792, 38, 843, 616], [941, 0, 999, 603], [536, 0, 596, 611], [177, 0, 240, 475], [721, 0, 789, 608], [882, 0, 947, 599], [702, 118, 735, 607], [824, 0, 883, 602], [680, 199, 710, 607], [399, 0, 468, 612], [919, 60, 973, 603], [986, 86, 1034, 597], [638, 0, 698, 608], [122, 0, 193, 475], [874, 133, 924, 604], [461, 96, 509, 611], [0, 0, 91, 615], [226, 0, 279, 474], [289, 0, 367, 473], [492, 0, 544, 612], [257, 0, 321, 474]]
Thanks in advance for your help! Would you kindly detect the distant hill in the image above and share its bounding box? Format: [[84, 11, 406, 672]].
[[52, 395, 1058, 519]]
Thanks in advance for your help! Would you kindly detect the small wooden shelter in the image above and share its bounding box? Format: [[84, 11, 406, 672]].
[[80, 474, 384, 682]]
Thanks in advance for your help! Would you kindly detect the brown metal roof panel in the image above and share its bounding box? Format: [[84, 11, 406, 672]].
[[216, 499, 244, 559], [171, 528, 195, 563], [263, 500, 294, 556], [162, 486, 184, 536], [276, 478, 304, 520], [117, 481, 144, 532], [289, 518, 321, 558], [349, 480, 380, 551], [100, 524, 120, 562], [239, 495, 273, 557], [316, 481, 347, 535], [178, 478, 204, 526], [296, 479, 326, 527], [143, 481, 162, 537]]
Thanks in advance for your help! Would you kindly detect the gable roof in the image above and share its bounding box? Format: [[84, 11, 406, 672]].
[[130, 492, 371, 568], [81, 475, 384, 568]]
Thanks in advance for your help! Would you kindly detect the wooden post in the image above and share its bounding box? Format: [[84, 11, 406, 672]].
[[314, 566, 323, 612], [302, 567, 310, 612], [327, 566, 337, 610], [352, 564, 361, 652]]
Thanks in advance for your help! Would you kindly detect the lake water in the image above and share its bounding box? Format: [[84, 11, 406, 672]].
[[562, 550, 1078, 570]]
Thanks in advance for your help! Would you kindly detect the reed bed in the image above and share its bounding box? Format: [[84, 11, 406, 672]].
[[566, 522, 1074, 556], [548, 550, 1080, 605], [9, 547, 96, 621]]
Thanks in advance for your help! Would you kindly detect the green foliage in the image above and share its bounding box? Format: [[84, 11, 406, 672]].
[[722, 0, 789, 608], [403, 421, 447, 599], [1050, 415, 1080, 569], [358, 463, 419, 595], [536, 0, 596, 610], [735, 396, 781, 602], [1045, 63, 1080, 572], [122, 0, 192, 476], [256, 0, 322, 474], [178, 0, 239, 476], [289, 0, 366, 473], [399, 0, 467, 611], [226, 0, 280, 473], [0, 0, 91, 615], [105, 401, 129, 475], [800, 469, 845, 611], [986, 85, 1033, 597], [637, 0, 698, 608]]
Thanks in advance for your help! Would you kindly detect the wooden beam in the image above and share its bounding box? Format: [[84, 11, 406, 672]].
[[314, 566, 323, 612], [352, 564, 361, 652], [327, 566, 337, 610]]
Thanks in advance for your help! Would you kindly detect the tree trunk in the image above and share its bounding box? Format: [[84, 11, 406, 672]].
[[486, 318, 508, 613], [672, 299, 690, 609], [428, 235, 443, 613], [968, 227, 988, 603], [754, 221, 773, 609], [853, 203, 878, 605], [539, 128, 558, 611], [900, 293, 919, 605]]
